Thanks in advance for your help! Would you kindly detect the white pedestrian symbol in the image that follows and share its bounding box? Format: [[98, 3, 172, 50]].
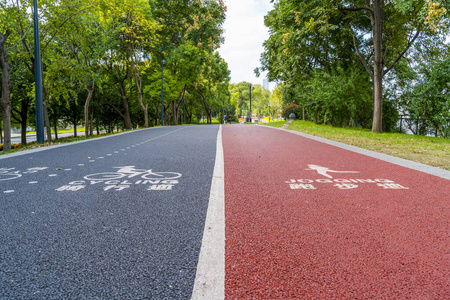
[[305, 164, 359, 179]]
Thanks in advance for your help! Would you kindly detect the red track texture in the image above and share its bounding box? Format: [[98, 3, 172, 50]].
[[222, 125, 449, 299]]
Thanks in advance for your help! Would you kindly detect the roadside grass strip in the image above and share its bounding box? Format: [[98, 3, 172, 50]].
[[263, 120, 449, 171]]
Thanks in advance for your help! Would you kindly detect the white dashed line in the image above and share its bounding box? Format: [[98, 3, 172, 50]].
[[107, 154, 112, 156], [29, 181, 38, 184], [89, 160, 95, 162], [49, 174, 57, 177], [98, 157, 104, 159], [114, 151, 119, 154], [64, 169, 72, 171], [78, 164, 84, 166], [4, 190, 15, 193]]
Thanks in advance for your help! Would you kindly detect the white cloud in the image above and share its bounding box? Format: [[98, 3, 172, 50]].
[[218, 0, 274, 88]]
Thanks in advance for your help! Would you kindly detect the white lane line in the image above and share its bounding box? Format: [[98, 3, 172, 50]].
[[98, 157, 104, 159], [49, 174, 57, 177], [29, 181, 38, 184], [107, 154, 112, 156], [114, 151, 119, 154], [4, 190, 15, 193], [64, 169, 72, 171], [192, 125, 224, 300], [78, 164, 84, 166], [89, 160, 95, 162]]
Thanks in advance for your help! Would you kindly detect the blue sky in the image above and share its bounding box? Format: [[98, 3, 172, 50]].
[[218, 0, 274, 88]]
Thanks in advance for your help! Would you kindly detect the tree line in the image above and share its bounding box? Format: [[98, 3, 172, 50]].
[[1, 0, 232, 152], [258, 0, 450, 136]]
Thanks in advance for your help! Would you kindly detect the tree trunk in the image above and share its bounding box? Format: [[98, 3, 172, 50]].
[[89, 108, 93, 136], [42, 86, 52, 142], [371, 0, 384, 133], [53, 119, 58, 140], [122, 97, 132, 130], [197, 89, 212, 124], [172, 99, 178, 125], [0, 31, 12, 152], [84, 84, 94, 138], [20, 101, 28, 145], [119, 80, 132, 130]]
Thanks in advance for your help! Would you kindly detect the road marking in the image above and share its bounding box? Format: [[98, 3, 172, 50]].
[[107, 154, 112, 156], [78, 164, 84, 166], [98, 157, 104, 159], [3, 190, 15, 193], [64, 169, 72, 171], [29, 181, 38, 184], [89, 160, 95, 162], [192, 125, 224, 300]]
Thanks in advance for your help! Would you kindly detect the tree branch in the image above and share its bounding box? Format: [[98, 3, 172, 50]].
[[102, 101, 124, 118], [352, 34, 373, 79], [341, 6, 374, 13], [383, 30, 421, 76]]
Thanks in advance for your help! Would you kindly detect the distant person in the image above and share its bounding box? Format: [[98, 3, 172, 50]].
[[228, 115, 232, 125]]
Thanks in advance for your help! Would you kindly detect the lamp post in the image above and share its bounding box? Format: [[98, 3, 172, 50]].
[[161, 59, 166, 126], [247, 83, 252, 123], [33, 0, 44, 143]]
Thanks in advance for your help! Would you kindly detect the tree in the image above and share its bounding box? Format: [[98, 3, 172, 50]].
[[260, 0, 449, 132], [149, 0, 227, 125]]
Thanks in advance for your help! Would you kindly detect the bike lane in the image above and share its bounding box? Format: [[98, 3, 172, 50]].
[[1, 126, 219, 299], [222, 125, 449, 299]]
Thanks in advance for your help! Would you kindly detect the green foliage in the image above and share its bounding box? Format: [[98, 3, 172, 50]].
[[400, 57, 450, 137], [282, 104, 301, 120], [259, 0, 450, 133]]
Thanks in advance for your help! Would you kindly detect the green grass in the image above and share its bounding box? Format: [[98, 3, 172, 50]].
[[263, 120, 450, 171], [25, 128, 86, 135], [263, 121, 288, 128]]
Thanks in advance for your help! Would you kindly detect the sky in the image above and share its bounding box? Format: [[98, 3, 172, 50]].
[[217, 0, 275, 89]]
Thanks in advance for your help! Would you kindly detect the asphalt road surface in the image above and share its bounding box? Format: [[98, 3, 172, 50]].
[[1, 126, 218, 299], [1, 124, 449, 299]]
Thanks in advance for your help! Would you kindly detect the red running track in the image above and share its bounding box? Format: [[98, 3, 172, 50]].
[[222, 125, 449, 299]]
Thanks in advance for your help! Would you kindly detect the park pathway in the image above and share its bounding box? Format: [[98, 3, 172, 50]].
[[221, 125, 449, 299]]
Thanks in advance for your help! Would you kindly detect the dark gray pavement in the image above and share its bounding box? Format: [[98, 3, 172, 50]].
[[0, 125, 219, 299]]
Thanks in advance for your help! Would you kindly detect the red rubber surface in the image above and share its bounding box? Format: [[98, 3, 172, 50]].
[[223, 125, 449, 299]]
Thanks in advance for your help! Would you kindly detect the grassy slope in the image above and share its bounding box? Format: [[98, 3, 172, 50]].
[[263, 120, 450, 171]]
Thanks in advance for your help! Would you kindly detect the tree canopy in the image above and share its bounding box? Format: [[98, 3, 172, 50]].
[[0, 0, 231, 152]]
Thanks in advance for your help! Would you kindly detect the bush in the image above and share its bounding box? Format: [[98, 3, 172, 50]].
[[0, 143, 21, 152], [282, 104, 302, 120]]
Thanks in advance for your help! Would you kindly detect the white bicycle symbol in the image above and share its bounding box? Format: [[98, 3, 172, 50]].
[[83, 166, 182, 181], [0, 169, 22, 181]]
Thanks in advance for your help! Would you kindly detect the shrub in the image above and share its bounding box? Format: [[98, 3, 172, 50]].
[[282, 104, 302, 120]]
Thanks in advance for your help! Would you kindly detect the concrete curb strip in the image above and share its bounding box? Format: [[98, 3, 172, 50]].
[[192, 125, 225, 299], [262, 124, 450, 180]]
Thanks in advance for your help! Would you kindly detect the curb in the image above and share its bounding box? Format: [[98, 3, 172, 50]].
[[260, 124, 450, 180]]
